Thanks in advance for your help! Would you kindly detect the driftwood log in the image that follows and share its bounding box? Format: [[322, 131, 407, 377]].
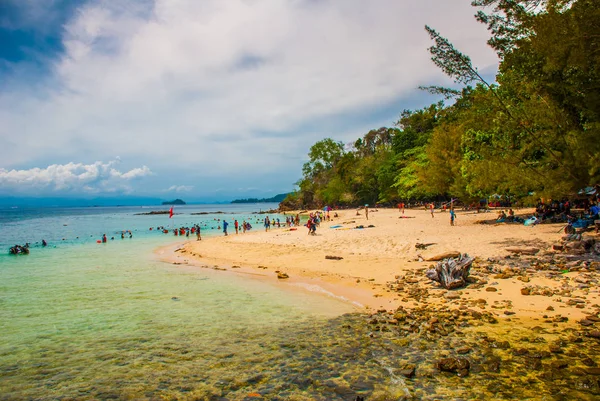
[[426, 254, 474, 290], [425, 251, 461, 261], [415, 242, 436, 250], [505, 247, 539, 255]]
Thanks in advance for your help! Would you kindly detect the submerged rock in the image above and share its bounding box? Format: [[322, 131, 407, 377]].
[[399, 364, 416, 378], [438, 357, 470, 377]]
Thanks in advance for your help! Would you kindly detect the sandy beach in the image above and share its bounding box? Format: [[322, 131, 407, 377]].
[[168, 207, 600, 326]]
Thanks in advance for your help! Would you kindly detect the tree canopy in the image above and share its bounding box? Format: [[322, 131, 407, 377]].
[[281, 0, 599, 210]]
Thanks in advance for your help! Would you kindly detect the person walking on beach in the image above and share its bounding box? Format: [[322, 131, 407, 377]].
[[365, 206, 369, 220], [450, 208, 456, 226], [223, 220, 229, 236], [264, 216, 270, 232], [430, 203, 435, 218], [307, 216, 316, 235], [234, 219, 239, 234], [196, 225, 201, 240]]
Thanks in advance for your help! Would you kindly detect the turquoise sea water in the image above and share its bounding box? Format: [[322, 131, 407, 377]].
[[2, 204, 599, 400], [0, 203, 284, 250], [0, 204, 358, 400]]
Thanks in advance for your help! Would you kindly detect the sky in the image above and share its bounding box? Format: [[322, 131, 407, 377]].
[[0, 0, 499, 202]]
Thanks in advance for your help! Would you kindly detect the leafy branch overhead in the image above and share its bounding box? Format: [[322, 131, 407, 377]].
[[281, 0, 600, 210], [425, 25, 483, 85]]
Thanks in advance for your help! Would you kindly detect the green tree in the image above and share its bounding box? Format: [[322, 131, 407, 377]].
[[392, 104, 443, 200], [424, 0, 600, 199]]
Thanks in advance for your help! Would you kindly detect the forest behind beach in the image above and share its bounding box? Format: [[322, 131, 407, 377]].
[[281, 0, 599, 210]]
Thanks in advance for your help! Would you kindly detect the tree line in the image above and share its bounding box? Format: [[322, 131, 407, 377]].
[[281, 0, 599, 210]]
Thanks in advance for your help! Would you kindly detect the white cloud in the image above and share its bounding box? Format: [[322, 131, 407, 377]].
[[0, 0, 498, 197], [165, 185, 193, 193], [0, 160, 152, 194]]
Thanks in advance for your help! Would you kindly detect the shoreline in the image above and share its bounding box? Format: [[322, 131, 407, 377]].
[[159, 207, 600, 329], [154, 240, 370, 311]]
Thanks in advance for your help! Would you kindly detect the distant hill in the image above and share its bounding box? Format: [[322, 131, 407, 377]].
[[162, 199, 186, 205], [231, 193, 289, 204]]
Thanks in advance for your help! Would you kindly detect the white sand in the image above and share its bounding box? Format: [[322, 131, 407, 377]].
[[168, 207, 600, 324]]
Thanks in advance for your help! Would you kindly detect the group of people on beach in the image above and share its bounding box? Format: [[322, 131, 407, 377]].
[[263, 214, 301, 232], [306, 212, 326, 235], [496, 209, 517, 223], [221, 219, 256, 235]]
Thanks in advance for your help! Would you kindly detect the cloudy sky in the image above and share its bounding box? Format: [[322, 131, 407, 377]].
[[0, 0, 498, 202]]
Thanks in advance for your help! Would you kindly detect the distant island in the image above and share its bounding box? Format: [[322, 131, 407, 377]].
[[231, 193, 289, 204], [162, 199, 186, 205]]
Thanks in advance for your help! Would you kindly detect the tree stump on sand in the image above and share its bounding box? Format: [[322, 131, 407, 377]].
[[425, 254, 474, 290]]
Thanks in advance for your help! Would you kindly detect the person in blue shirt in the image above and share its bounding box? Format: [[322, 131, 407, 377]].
[[223, 221, 229, 236], [450, 209, 456, 226]]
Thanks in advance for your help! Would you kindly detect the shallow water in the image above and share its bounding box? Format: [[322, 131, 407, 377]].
[[0, 203, 283, 250], [0, 238, 354, 400], [1, 205, 599, 400]]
